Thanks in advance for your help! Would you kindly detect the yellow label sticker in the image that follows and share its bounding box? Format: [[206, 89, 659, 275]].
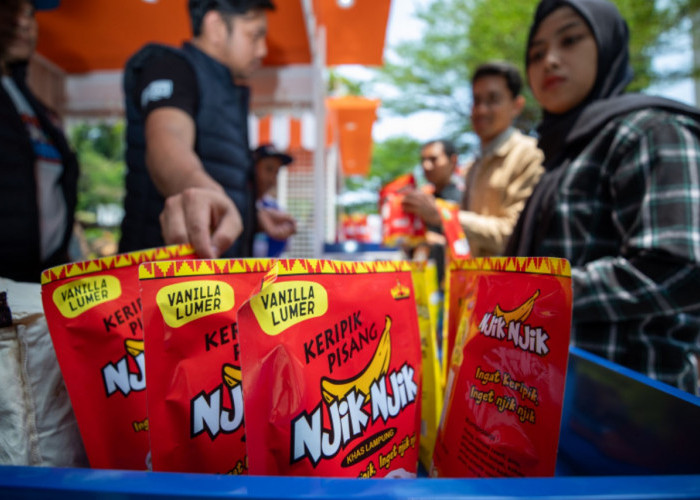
[[250, 280, 327, 336], [156, 280, 234, 328], [52, 275, 121, 318]]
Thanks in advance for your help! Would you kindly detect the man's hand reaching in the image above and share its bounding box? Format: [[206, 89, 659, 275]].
[[160, 187, 243, 258], [257, 207, 297, 241]]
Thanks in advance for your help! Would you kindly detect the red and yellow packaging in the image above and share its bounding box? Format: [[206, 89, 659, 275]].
[[340, 213, 371, 243], [432, 257, 572, 478], [236, 259, 422, 478], [138, 259, 275, 474], [379, 174, 426, 247], [40, 244, 195, 469], [409, 261, 443, 471], [434, 198, 470, 261]]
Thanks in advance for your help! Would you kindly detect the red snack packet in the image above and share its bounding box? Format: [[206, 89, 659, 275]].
[[379, 174, 426, 247], [434, 198, 471, 260], [40, 244, 195, 469], [378, 173, 415, 200], [432, 257, 572, 477], [237, 259, 422, 477], [138, 258, 275, 474]]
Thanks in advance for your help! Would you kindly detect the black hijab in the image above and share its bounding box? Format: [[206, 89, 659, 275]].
[[506, 0, 700, 256]]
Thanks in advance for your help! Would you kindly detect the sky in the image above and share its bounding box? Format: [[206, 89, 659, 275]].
[[339, 0, 698, 143]]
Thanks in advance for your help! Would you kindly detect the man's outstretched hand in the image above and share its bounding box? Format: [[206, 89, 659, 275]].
[[160, 187, 243, 258]]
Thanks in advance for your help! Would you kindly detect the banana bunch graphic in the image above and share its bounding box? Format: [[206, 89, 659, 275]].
[[124, 339, 145, 357], [320, 315, 392, 404], [494, 289, 540, 324], [223, 364, 242, 388]]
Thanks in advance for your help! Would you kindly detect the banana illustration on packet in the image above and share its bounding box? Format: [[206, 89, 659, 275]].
[[223, 364, 242, 388], [494, 289, 540, 324], [125, 339, 144, 357], [320, 316, 392, 404]]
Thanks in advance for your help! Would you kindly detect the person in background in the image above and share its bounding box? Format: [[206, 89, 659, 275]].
[[120, 0, 294, 258], [401, 139, 463, 286], [507, 0, 700, 394], [458, 61, 544, 257], [0, 0, 79, 282], [251, 143, 296, 257], [0, 1, 23, 49]]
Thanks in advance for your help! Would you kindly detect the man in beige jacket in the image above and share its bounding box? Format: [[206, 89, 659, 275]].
[[459, 61, 544, 256]]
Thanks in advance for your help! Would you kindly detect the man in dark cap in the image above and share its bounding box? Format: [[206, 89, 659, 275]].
[[120, 0, 294, 258], [251, 143, 296, 257], [0, 0, 79, 282]]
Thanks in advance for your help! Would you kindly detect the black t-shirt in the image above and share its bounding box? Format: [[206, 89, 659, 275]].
[[134, 51, 199, 119]]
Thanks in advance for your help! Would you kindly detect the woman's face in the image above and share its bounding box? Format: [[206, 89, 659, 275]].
[[527, 6, 598, 114], [4, 1, 36, 65]]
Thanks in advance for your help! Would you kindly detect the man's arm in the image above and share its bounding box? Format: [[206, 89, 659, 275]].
[[144, 107, 224, 197], [257, 207, 297, 241], [146, 107, 244, 257], [458, 143, 543, 255]]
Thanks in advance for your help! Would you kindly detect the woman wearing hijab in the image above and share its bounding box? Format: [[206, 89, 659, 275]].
[[506, 0, 700, 394]]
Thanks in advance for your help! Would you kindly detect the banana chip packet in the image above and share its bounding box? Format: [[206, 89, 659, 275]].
[[138, 259, 275, 474], [379, 174, 426, 248], [409, 261, 443, 472], [432, 257, 572, 478], [40, 244, 195, 469], [237, 259, 423, 477]]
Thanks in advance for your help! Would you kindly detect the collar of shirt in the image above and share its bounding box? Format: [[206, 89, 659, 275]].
[[479, 126, 515, 158]]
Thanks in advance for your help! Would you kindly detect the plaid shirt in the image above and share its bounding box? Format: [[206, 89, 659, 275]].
[[537, 109, 700, 394]]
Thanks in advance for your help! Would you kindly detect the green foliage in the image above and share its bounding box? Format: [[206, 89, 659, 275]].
[[69, 121, 126, 214], [369, 135, 422, 185], [71, 122, 125, 162], [328, 69, 366, 96], [377, 0, 694, 142]]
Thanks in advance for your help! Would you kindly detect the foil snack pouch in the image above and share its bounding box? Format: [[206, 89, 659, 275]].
[[409, 261, 443, 471], [432, 257, 572, 478], [379, 174, 426, 248], [434, 198, 470, 260], [138, 259, 275, 474], [40, 245, 195, 469], [236, 259, 423, 477]]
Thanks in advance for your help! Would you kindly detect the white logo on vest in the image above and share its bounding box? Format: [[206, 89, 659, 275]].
[[141, 79, 174, 108]]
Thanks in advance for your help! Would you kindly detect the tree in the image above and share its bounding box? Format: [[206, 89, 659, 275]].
[[70, 121, 126, 215], [71, 121, 124, 162], [69, 121, 126, 257], [369, 135, 422, 186], [377, 0, 688, 145]]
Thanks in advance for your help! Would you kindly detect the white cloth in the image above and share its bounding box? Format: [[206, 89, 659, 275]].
[[0, 277, 87, 466]]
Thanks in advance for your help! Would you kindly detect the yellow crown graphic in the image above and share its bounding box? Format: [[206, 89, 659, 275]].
[[390, 281, 410, 300]]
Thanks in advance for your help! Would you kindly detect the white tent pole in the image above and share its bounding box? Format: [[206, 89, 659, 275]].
[[312, 26, 328, 258]]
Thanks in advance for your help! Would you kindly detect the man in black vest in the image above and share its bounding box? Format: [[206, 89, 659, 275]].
[[120, 0, 294, 258], [0, 0, 79, 283]]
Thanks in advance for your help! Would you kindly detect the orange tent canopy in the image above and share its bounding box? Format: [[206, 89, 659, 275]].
[[35, 0, 390, 74], [315, 0, 391, 66], [327, 96, 380, 177]]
